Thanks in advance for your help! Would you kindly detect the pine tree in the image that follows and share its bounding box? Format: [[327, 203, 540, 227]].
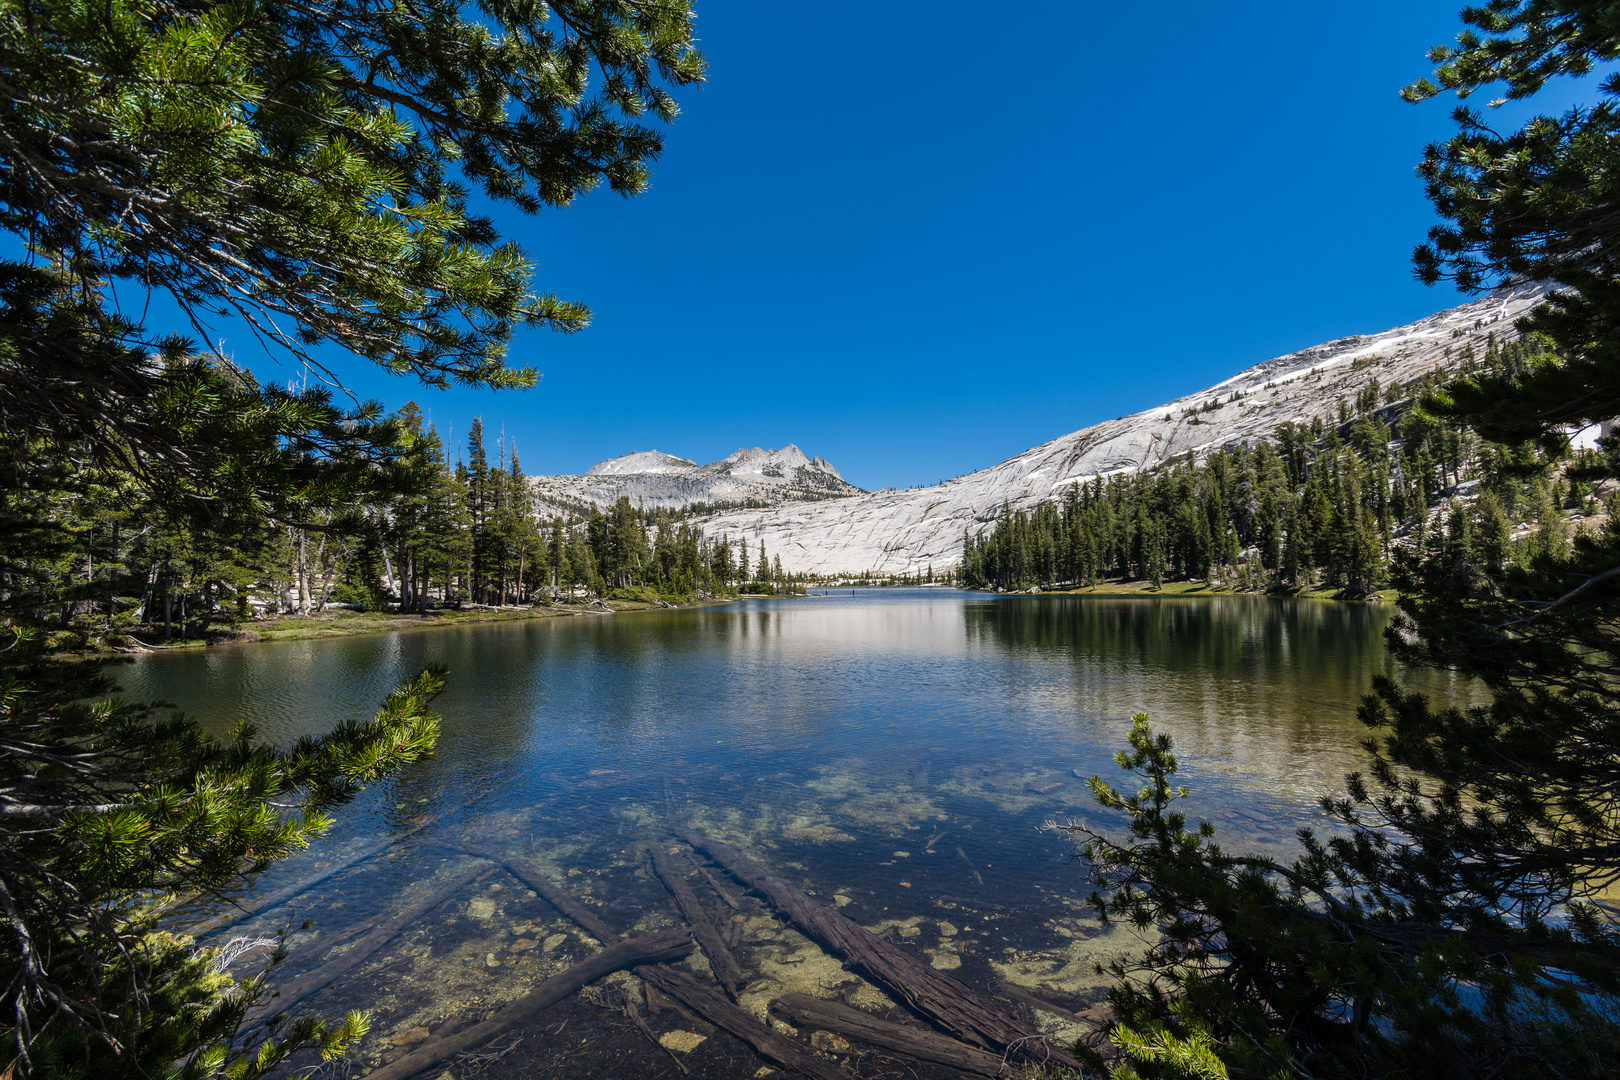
[[0, 1, 704, 1068], [1055, 7, 1620, 1076]]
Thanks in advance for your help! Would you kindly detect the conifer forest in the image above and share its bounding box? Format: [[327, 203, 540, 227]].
[[4, 1, 1620, 1080], [961, 340, 1600, 596], [6, 399, 799, 650]]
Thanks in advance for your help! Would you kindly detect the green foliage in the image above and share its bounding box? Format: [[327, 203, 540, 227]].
[[962, 407, 1410, 595], [1061, 9, 1620, 1076], [1053, 716, 1620, 1080], [1404, 3, 1620, 459], [0, 0, 704, 1074], [1, 0, 703, 389], [0, 650, 444, 1075]]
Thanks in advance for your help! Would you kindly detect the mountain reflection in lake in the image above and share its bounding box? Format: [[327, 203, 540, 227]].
[[124, 589, 1470, 1079]]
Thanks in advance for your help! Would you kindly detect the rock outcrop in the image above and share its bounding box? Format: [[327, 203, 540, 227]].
[[530, 444, 862, 514], [689, 282, 1553, 576]]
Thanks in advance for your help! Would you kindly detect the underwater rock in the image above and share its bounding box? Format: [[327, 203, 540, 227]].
[[467, 897, 495, 919], [738, 980, 785, 1022], [390, 1027, 430, 1047], [939, 921, 959, 937], [930, 953, 962, 970], [542, 933, 567, 952], [658, 1031, 708, 1053], [509, 937, 537, 952], [809, 1030, 851, 1054], [846, 985, 897, 1012], [1026, 781, 1064, 795]]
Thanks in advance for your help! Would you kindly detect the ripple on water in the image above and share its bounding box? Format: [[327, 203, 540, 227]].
[[136, 591, 1476, 1078]]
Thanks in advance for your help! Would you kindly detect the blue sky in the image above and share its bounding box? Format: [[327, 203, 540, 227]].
[[190, 2, 1597, 490]]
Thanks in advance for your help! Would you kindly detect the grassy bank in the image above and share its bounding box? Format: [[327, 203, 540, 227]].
[[996, 579, 1396, 602], [53, 597, 732, 655]]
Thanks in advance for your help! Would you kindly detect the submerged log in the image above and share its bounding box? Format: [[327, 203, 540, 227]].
[[189, 819, 435, 939], [648, 846, 745, 996], [674, 828, 1046, 1059], [362, 926, 696, 1080], [773, 994, 1012, 1077], [498, 856, 842, 1080], [625, 984, 690, 1075], [993, 982, 1100, 1027], [957, 846, 985, 886], [688, 854, 743, 911], [648, 966, 844, 1080], [245, 860, 493, 1027]]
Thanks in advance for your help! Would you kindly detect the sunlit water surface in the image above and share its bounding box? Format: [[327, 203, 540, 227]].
[[123, 589, 1473, 1078]]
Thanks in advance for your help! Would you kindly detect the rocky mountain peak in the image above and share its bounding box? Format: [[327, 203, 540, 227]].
[[688, 281, 1554, 576], [583, 450, 698, 476], [531, 444, 862, 514], [714, 445, 814, 476]]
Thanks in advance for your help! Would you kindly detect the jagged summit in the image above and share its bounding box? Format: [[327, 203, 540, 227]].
[[531, 444, 861, 513], [690, 281, 1554, 576], [585, 450, 698, 476]]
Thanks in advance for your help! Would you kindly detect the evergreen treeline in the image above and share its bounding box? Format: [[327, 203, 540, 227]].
[[0, 0, 706, 1071], [960, 339, 1600, 595], [2, 400, 805, 646], [376, 408, 800, 607]]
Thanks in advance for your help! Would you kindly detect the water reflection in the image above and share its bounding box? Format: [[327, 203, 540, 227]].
[[120, 590, 1466, 1079]]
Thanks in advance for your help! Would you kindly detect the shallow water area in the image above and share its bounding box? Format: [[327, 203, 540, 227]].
[[124, 588, 1472, 1078]]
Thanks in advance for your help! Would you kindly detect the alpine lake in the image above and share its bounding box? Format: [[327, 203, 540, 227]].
[[125, 588, 1479, 1079]]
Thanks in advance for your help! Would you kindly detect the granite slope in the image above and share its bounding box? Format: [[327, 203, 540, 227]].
[[530, 444, 862, 513], [690, 282, 1553, 576]]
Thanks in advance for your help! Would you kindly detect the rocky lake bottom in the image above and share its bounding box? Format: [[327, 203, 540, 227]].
[[126, 590, 1475, 1078]]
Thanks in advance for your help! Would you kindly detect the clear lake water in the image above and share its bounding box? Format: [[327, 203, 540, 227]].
[[121, 588, 1477, 1079]]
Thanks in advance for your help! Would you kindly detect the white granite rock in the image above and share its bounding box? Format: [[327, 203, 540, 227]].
[[531, 444, 860, 513], [686, 282, 1551, 576]]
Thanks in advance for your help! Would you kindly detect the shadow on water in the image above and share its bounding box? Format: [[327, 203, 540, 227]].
[[120, 590, 1473, 1079]]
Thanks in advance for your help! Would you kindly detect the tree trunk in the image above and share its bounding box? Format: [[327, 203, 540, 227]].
[[188, 819, 438, 939], [490, 854, 842, 1080], [772, 994, 1012, 1077], [244, 861, 494, 1029], [312, 533, 329, 610], [135, 562, 159, 624], [294, 529, 311, 615], [647, 847, 745, 996], [675, 828, 1046, 1060], [382, 544, 397, 603], [363, 928, 696, 1080]]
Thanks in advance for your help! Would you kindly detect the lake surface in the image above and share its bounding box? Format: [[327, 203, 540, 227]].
[[123, 589, 1471, 1079]]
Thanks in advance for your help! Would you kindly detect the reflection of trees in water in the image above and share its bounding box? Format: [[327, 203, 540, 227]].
[[965, 595, 1385, 680], [963, 596, 1473, 794]]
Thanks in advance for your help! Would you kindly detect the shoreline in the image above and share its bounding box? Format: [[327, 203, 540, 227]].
[[59, 583, 1393, 659], [66, 597, 739, 656], [963, 580, 1396, 602]]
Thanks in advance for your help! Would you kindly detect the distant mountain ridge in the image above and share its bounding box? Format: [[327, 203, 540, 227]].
[[530, 443, 862, 514], [684, 281, 1554, 576]]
